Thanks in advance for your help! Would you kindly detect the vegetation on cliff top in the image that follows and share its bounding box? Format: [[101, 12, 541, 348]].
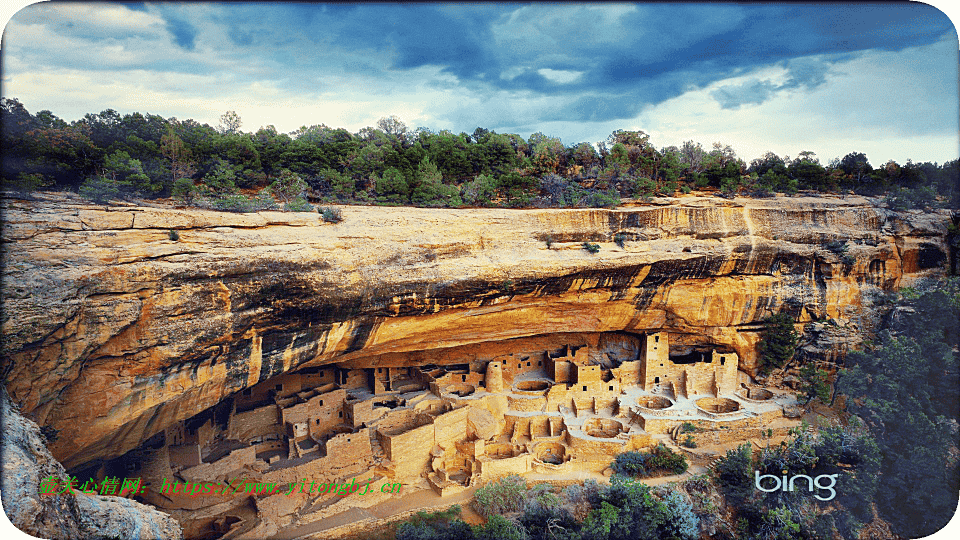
[[2, 98, 957, 210]]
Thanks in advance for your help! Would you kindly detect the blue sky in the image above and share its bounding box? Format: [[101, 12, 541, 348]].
[[1, 1, 958, 166]]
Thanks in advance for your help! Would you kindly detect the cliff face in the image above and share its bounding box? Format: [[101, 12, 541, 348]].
[[0, 385, 182, 540], [0, 192, 951, 471]]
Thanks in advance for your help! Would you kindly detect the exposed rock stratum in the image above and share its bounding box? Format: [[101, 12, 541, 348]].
[[0, 192, 951, 473]]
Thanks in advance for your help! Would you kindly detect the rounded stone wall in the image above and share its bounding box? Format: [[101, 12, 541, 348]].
[[695, 397, 740, 414], [513, 379, 551, 395], [745, 388, 773, 400], [534, 442, 567, 464], [444, 383, 475, 397], [583, 418, 625, 438], [636, 395, 673, 410]]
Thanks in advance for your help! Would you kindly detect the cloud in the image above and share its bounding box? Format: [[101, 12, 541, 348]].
[[1, 2, 956, 165], [156, 8, 198, 50], [710, 79, 779, 109]]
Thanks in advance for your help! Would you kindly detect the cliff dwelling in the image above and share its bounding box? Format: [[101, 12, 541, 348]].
[[85, 331, 797, 538]]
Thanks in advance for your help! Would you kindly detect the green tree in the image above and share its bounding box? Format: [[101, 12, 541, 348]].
[[218, 110, 242, 135], [758, 313, 800, 373], [268, 169, 307, 204], [798, 362, 830, 404], [376, 166, 410, 203], [835, 279, 960, 537], [462, 174, 498, 206]]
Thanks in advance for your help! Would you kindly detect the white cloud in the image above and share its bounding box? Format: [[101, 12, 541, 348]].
[[537, 68, 584, 84], [637, 34, 959, 164]]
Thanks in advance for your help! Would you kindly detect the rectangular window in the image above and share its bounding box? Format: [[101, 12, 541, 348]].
[[338, 411, 343, 418], [462, 375, 466, 382], [537, 361, 542, 366], [319, 400, 323, 406], [275, 384, 282, 391], [609, 386, 614, 391], [583, 385, 587, 391]]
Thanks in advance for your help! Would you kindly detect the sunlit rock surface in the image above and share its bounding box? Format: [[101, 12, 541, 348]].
[[0, 192, 951, 470], [1, 385, 182, 540]]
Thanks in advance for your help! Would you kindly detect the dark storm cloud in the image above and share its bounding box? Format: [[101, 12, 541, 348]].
[[156, 7, 198, 50], [6, 2, 956, 138]]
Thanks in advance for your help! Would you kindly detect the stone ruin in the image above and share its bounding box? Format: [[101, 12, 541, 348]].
[[92, 331, 798, 538]]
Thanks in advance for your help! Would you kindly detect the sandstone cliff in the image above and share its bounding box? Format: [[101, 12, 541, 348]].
[[1, 384, 182, 540], [0, 192, 951, 471]]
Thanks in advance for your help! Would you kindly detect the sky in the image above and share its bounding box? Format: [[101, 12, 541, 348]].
[[1, 1, 958, 167]]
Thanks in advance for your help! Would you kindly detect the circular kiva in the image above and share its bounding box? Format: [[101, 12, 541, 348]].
[[583, 418, 625, 438], [512, 379, 551, 395], [535, 442, 566, 464], [443, 383, 475, 397], [636, 395, 673, 410], [695, 397, 741, 413]]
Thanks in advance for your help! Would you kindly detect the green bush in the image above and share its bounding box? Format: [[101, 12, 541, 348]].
[[612, 451, 647, 476], [79, 176, 121, 204], [212, 193, 255, 213], [649, 443, 688, 474], [681, 435, 697, 448], [758, 313, 800, 373], [168, 230, 180, 241], [284, 196, 313, 212], [680, 422, 697, 433], [171, 178, 196, 205], [614, 233, 626, 248], [320, 206, 343, 223], [583, 242, 601, 253], [473, 475, 527, 517], [4, 172, 49, 195]]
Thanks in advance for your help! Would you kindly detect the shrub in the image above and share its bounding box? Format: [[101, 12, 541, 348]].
[[320, 206, 343, 223], [681, 422, 697, 433], [4, 172, 49, 195], [462, 174, 498, 207], [212, 193, 255, 213], [168, 230, 180, 241], [661, 491, 700, 540], [614, 233, 626, 248], [269, 169, 308, 204], [583, 242, 600, 254], [284, 196, 313, 212], [714, 444, 754, 503], [649, 444, 688, 475], [171, 178, 196, 205], [758, 313, 800, 373], [680, 185, 692, 194], [473, 515, 526, 540], [585, 187, 620, 208], [612, 451, 647, 476], [79, 176, 121, 204], [473, 475, 527, 517], [682, 435, 697, 448], [251, 190, 279, 211]]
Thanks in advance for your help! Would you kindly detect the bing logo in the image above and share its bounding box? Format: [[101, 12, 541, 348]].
[[755, 470, 838, 501]]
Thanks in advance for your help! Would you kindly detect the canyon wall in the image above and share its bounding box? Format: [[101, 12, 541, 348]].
[[0, 192, 951, 471]]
